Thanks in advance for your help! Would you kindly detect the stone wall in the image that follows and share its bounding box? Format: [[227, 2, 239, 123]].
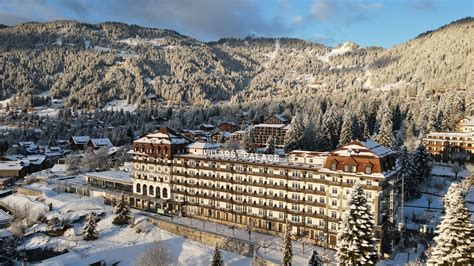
[[148, 217, 255, 257], [252, 247, 280, 266], [17, 187, 42, 196]]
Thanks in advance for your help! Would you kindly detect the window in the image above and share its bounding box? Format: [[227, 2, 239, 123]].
[[331, 199, 337, 207], [319, 208, 325, 215], [307, 206, 313, 213], [307, 218, 312, 224], [331, 210, 337, 218], [320, 185, 325, 192], [332, 188, 338, 194], [319, 197, 325, 204], [365, 165, 372, 174], [307, 195, 313, 202], [319, 220, 325, 227]]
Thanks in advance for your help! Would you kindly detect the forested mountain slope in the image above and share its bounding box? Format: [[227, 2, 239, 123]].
[[0, 18, 472, 111]]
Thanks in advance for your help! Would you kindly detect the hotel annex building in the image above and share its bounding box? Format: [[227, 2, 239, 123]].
[[130, 128, 398, 249]]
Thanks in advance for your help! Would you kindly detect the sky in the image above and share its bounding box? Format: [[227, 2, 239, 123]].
[[0, 0, 472, 48]]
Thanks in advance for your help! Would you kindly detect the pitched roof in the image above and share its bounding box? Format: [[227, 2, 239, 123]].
[[136, 127, 191, 145], [71, 136, 90, 145], [90, 138, 113, 147]]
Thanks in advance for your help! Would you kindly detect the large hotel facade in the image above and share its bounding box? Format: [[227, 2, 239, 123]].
[[129, 127, 398, 250]]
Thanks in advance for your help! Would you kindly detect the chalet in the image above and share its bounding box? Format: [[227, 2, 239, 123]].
[[0, 160, 30, 178], [456, 116, 474, 133], [264, 114, 289, 125], [88, 138, 113, 149], [217, 122, 239, 133], [198, 124, 215, 132], [70, 136, 91, 150]]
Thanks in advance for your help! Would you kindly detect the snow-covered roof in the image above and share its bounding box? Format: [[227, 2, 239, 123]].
[[0, 160, 27, 171], [187, 142, 220, 150], [459, 116, 474, 126], [254, 124, 287, 128], [50, 164, 67, 173], [86, 171, 131, 184], [426, 132, 474, 138], [90, 138, 113, 147], [136, 127, 190, 145], [0, 209, 13, 223], [360, 140, 393, 157], [71, 136, 91, 144]]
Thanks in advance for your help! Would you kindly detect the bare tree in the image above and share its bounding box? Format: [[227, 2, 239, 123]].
[[257, 237, 272, 254], [135, 242, 173, 266], [65, 153, 82, 175], [300, 237, 311, 255], [427, 196, 433, 211], [9, 219, 26, 237], [246, 219, 256, 240]]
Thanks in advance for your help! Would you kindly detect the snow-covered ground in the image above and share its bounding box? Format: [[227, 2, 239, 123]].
[[102, 100, 137, 113], [1, 183, 251, 265]]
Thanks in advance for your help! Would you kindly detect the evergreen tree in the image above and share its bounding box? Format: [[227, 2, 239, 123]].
[[428, 183, 474, 264], [264, 134, 276, 154], [210, 246, 224, 266], [375, 111, 394, 148], [244, 127, 256, 153], [412, 143, 432, 184], [82, 212, 98, 241], [113, 195, 131, 225], [399, 147, 420, 200], [339, 112, 354, 146], [284, 112, 305, 152], [336, 182, 378, 265], [281, 222, 293, 266]]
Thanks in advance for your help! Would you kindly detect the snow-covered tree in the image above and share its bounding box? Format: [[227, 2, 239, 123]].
[[375, 111, 394, 148], [336, 182, 378, 265], [135, 242, 173, 266], [82, 212, 98, 241], [264, 134, 276, 154], [210, 246, 224, 266], [412, 143, 432, 184], [428, 183, 474, 264], [65, 153, 81, 175], [281, 222, 293, 266], [284, 112, 305, 152], [339, 112, 354, 146], [399, 147, 420, 199], [244, 127, 256, 153], [112, 195, 131, 225]]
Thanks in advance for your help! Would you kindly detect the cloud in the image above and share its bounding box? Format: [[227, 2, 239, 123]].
[[0, 0, 295, 41], [309, 0, 383, 24], [407, 0, 436, 11], [0, 12, 30, 25], [291, 15, 303, 24]]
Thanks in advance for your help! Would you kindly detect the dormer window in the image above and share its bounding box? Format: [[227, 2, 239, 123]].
[[365, 164, 373, 174], [331, 162, 337, 171], [344, 165, 356, 173]]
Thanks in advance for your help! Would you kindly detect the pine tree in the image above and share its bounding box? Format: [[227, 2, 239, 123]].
[[244, 127, 256, 153], [399, 147, 420, 200], [428, 183, 474, 264], [82, 212, 98, 241], [375, 111, 394, 148], [284, 112, 305, 152], [339, 112, 354, 146], [210, 246, 224, 266], [281, 222, 293, 266], [113, 195, 131, 225], [264, 134, 276, 154], [412, 143, 432, 184], [336, 182, 378, 265]]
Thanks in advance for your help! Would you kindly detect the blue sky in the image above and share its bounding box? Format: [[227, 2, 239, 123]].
[[0, 0, 472, 47]]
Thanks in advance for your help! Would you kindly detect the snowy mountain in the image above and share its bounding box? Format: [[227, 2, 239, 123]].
[[0, 18, 472, 110]]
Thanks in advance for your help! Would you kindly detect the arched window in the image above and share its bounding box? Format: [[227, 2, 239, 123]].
[[136, 183, 141, 193], [156, 187, 161, 198], [149, 186, 154, 196], [143, 185, 148, 196], [162, 188, 168, 198]]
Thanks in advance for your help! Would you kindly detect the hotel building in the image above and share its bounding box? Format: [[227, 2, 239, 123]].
[[424, 132, 474, 165], [130, 128, 398, 250]]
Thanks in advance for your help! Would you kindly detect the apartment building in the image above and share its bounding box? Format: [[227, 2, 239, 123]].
[[130, 128, 398, 250], [424, 132, 474, 165]]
